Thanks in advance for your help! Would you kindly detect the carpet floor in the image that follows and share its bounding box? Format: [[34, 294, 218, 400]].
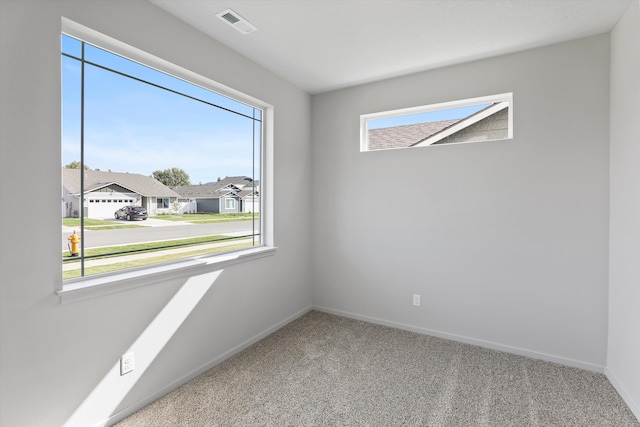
[[116, 310, 639, 426]]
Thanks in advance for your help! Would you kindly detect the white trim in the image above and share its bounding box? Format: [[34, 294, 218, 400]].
[[57, 18, 273, 293], [313, 305, 605, 373], [101, 305, 311, 427], [605, 367, 640, 422], [58, 247, 277, 304]]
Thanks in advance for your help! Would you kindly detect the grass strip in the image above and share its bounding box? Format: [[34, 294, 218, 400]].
[[63, 218, 111, 227], [63, 235, 249, 260], [183, 218, 259, 224], [85, 225, 144, 230], [63, 218, 144, 230], [63, 242, 254, 280], [154, 213, 259, 223]]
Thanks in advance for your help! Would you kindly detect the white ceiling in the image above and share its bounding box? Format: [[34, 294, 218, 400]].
[[150, 0, 632, 94]]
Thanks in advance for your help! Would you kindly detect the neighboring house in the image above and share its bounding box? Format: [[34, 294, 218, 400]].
[[62, 169, 181, 219], [238, 188, 260, 213], [172, 176, 260, 214], [368, 103, 509, 150]]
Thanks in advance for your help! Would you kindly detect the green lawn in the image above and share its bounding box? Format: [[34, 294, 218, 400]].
[[63, 241, 254, 280], [62, 234, 247, 259], [63, 218, 110, 227], [63, 214, 258, 229], [62, 214, 261, 279], [62, 218, 143, 230], [154, 213, 259, 223]]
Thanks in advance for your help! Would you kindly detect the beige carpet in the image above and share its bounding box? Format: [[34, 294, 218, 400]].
[[116, 311, 639, 426]]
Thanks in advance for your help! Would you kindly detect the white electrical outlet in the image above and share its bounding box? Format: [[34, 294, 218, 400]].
[[121, 352, 135, 376], [413, 294, 421, 307]]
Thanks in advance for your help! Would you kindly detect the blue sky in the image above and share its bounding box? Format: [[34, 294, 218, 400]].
[[62, 35, 261, 185]]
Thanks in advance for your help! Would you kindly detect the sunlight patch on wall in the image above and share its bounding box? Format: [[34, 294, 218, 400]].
[[63, 270, 222, 427]]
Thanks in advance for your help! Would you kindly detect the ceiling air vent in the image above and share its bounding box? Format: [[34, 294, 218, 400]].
[[216, 9, 257, 35]]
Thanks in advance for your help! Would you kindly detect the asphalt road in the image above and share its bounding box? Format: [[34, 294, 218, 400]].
[[62, 219, 257, 251]]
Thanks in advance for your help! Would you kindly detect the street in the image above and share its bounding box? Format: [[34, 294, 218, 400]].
[[62, 219, 257, 251]]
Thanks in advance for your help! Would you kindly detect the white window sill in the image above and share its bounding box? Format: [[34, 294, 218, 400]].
[[58, 246, 276, 304]]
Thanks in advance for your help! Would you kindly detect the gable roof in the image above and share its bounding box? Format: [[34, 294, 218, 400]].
[[368, 119, 461, 150], [62, 169, 180, 198], [217, 176, 258, 189], [413, 102, 509, 147], [237, 189, 258, 198], [171, 183, 224, 198], [173, 176, 259, 198], [367, 103, 509, 150]]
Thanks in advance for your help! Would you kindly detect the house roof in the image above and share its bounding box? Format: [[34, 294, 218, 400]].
[[62, 169, 180, 198], [413, 102, 509, 147], [217, 176, 259, 189], [237, 189, 258, 198], [367, 103, 509, 150], [173, 176, 259, 198], [368, 119, 461, 150], [172, 183, 225, 198]]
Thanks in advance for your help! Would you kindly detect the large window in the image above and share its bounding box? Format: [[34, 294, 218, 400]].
[[361, 93, 513, 151], [61, 31, 264, 281]]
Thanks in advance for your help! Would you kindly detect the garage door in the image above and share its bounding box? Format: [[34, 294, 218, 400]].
[[88, 196, 136, 219]]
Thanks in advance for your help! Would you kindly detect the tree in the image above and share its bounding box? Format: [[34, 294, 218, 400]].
[[151, 167, 191, 186], [65, 161, 90, 170]]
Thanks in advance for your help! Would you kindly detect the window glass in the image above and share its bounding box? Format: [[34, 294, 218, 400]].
[[361, 93, 513, 151], [225, 198, 236, 209], [62, 34, 263, 280]]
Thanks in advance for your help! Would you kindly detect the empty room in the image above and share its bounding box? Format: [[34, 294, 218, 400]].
[[0, 0, 639, 426]]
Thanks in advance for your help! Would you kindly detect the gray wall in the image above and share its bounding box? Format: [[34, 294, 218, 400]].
[[311, 35, 611, 370], [0, 1, 311, 426], [608, 0, 640, 418], [2, 0, 639, 425]]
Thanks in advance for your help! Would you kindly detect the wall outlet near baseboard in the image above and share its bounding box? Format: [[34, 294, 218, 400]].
[[121, 352, 134, 376], [412, 294, 421, 307]]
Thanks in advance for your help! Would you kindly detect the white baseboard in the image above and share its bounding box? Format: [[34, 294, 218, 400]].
[[605, 367, 640, 423], [101, 304, 620, 426], [103, 305, 313, 427], [312, 305, 605, 373]]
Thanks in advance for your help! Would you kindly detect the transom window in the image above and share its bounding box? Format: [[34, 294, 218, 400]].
[[361, 93, 513, 151], [62, 31, 263, 281]]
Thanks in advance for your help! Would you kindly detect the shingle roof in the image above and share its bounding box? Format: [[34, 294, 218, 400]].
[[217, 176, 258, 189], [368, 119, 461, 150], [414, 103, 507, 147], [62, 169, 180, 197], [173, 176, 258, 198], [171, 183, 226, 198], [237, 189, 258, 198]]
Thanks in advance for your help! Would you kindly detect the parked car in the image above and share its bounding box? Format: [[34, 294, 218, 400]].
[[115, 206, 148, 221]]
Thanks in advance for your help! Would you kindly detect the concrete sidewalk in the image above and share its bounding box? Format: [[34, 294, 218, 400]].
[[63, 238, 253, 271]]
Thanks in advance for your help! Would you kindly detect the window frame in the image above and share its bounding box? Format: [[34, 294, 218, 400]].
[[360, 92, 513, 152], [224, 197, 237, 210], [57, 18, 275, 303], [156, 198, 170, 209]]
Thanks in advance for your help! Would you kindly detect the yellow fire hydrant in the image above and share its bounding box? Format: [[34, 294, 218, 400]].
[[68, 230, 81, 257]]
